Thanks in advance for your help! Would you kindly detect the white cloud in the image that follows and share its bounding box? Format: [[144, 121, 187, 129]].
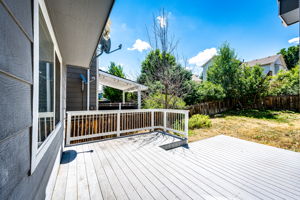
[[127, 39, 151, 52], [157, 16, 167, 28], [288, 37, 299, 44], [188, 48, 217, 67]]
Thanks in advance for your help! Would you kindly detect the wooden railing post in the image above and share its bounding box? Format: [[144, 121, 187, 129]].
[[117, 111, 120, 137], [66, 113, 71, 146], [184, 111, 189, 142], [151, 111, 154, 131]]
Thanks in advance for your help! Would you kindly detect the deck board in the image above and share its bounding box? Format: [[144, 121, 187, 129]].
[[64, 147, 78, 200], [82, 144, 103, 200], [52, 133, 300, 200]]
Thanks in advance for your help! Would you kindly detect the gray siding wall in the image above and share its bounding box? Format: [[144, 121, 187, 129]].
[[0, 1, 64, 199], [66, 64, 97, 111]]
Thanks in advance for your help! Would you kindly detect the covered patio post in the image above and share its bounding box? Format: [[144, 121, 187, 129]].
[[122, 91, 125, 103]]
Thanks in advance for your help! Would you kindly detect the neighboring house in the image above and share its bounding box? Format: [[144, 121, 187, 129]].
[[0, 0, 115, 199], [200, 54, 287, 80], [244, 54, 287, 76], [200, 55, 216, 81]]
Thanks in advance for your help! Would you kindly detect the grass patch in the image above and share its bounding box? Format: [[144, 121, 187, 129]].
[[189, 109, 300, 152], [223, 109, 300, 123]]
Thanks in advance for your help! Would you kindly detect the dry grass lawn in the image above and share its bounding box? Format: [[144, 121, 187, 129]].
[[189, 110, 300, 152]]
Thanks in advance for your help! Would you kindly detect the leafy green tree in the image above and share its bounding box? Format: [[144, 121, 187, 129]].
[[138, 49, 193, 108], [269, 65, 299, 96], [196, 81, 226, 102], [238, 65, 270, 105], [183, 81, 200, 105], [278, 45, 299, 70], [207, 43, 242, 99], [143, 93, 186, 109], [207, 43, 270, 107], [103, 62, 126, 102]]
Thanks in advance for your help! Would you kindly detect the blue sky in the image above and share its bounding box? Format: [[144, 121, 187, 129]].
[[98, 0, 299, 80]]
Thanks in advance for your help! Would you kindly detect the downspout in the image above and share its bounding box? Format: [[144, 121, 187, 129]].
[[96, 69, 99, 110], [87, 69, 90, 110]]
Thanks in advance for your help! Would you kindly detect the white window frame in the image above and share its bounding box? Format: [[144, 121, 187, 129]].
[[31, 0, 63, 173]]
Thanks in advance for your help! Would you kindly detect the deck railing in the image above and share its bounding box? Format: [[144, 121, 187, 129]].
[[66, 109, 189, 145]]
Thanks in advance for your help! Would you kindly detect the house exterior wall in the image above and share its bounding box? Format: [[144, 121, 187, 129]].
[[201, 59, 214, 81], [66, 62, 97, 111], [262, 59, 285, 75], [0, 1, 65, 199]]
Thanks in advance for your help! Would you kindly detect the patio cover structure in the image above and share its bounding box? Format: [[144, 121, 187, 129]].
[[98, 70, 148, 109]]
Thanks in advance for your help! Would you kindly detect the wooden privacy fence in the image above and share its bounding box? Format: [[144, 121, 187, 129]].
[[66, 109, 189, 145], [189, 95, 300, 116], [261, 95, 300, 110], [189, 99, 236, 116]]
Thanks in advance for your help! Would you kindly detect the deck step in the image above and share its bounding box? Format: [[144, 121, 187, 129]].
[[159, 139, 187, 150]]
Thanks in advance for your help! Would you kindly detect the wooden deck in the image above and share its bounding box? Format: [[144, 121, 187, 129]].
[[52, 133, 300, 200]]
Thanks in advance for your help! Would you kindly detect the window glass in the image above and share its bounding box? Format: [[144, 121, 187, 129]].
[[38, 8, 54, 147]]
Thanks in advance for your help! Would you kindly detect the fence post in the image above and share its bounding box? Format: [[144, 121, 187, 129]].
[[117, 111, 120, 137], [66, 113, 71, 146], [151, 111, 154, 131], [163, 110, 167, 132], [184, 111, 189, 142]]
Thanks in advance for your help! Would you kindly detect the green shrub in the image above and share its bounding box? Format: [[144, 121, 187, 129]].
[[189, 114, 212, 129], [268, 65, 299, 96]]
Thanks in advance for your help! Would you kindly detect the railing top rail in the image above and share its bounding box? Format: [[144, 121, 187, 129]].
[[67, 109, 189, 116]]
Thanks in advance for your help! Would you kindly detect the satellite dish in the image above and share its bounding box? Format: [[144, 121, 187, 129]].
[[94, 38, 122, 60], [100, 38, 111, 54]]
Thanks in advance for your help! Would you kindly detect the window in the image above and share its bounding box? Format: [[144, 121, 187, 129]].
[[31, 1, 62, 173], [37, 8, 61, 147]]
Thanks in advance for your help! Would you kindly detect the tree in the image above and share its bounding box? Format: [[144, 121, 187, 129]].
[[207, 43, 242, 99], [269, 65, 299, 96], [103, 62, 126, 102], [278, 45, 299, 70], [207, 43, 270, 108], [138, 9, 192, 108], [238, 65, 270, 105], [196, 81, 226, 102]]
